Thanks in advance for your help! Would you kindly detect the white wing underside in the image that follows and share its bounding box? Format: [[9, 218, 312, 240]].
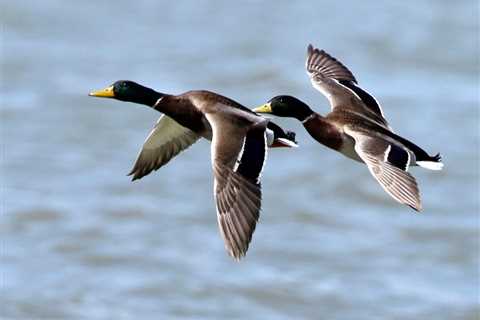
[[128, 115, 200, 180]]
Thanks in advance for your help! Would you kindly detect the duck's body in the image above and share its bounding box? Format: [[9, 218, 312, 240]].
[[89, 81, 297, 259], [254, 45, 443, 211], [151, 90, 260, 137], [304, 109, 440, 166]]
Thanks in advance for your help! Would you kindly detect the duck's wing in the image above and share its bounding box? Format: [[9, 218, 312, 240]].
[[128, 115, 200, 181], [306, 44, 357, 84], [344, 126, 421, 211], [306, 44, 390, 129], [206, 113, 268, 260]]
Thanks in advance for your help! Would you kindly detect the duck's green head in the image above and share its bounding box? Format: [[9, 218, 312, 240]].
[[89, 80, 162, 106], [253, 95, 313, 121]]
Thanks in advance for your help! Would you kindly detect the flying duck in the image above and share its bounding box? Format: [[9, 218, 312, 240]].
[[254, 44, 443, 211], [89, 81, 297, 259]]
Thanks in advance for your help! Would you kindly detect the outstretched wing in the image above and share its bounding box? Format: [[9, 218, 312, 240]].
[[306, 44, 390, 129], [128, 115, 200, 181], [306, 44, 357, 83], [344, 126, 421, 211], [207, 112, 268, 260]]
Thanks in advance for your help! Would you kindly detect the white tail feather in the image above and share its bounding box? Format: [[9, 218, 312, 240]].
[[417, 161, 443, 171], [276, 138, 298, 148]]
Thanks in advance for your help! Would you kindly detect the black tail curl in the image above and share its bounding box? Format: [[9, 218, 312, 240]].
[[266, 122, 297, 143], [431, 153, 442, 162], [285, 131, 297, 143]]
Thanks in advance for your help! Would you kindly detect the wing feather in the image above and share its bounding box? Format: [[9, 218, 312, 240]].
[[306, 44, 390, 129], [345, 126, 422, 211], [207, 113, 268, 259], [306, 44, 357, 82]]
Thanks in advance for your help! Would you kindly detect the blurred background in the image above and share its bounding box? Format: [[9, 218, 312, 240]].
[[1, 1, 479, 319]]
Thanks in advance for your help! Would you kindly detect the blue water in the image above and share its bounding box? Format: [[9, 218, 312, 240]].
[[2, 1, 479, 319]]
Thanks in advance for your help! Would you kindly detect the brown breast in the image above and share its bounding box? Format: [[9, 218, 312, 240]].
[[303, 114, 343, 151]]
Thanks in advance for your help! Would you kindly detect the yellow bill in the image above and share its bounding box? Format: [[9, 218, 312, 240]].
[[89, 85, 115, 98], [253, 102, 272, 113]]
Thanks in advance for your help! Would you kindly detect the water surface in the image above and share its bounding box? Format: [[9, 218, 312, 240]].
[[1, 1, 479, 319]]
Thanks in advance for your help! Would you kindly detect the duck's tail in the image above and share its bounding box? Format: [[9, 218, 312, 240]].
[[266, 122, 298, 148], [417, 153, 443, 171]]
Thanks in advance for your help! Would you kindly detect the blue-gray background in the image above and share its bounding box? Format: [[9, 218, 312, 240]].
[[2, 1, 479, 319]]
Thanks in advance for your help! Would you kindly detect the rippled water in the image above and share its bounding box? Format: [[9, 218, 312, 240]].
[[2, 1, 479, 319]]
